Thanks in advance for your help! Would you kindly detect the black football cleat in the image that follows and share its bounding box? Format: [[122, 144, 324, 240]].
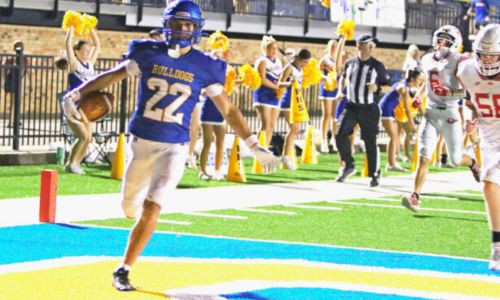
[[112, 268, 135, 291]]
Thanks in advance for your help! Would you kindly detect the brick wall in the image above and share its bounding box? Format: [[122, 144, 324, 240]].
[[0, 24, 409, 69]]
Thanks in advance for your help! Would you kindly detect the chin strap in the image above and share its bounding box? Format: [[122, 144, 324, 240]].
[[167, 44, 181, 59]]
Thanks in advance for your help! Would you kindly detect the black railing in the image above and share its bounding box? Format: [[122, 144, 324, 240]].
[[406, 1, 467, 30], [0, 52, 402, 150]]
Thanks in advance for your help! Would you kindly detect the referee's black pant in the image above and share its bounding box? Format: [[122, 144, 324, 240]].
[[335, 102, 380, 178]]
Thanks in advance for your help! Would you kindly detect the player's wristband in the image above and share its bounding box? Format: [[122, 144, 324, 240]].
[[244, 134, 259, 149]]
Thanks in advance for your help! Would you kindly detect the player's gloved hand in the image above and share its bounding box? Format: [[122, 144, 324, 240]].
[[465, 119, 478, 135], [245, 134, 280, 173], [62, 90, 82, 123], [430, 81, 449, 96], [411, 96, 421, 108]]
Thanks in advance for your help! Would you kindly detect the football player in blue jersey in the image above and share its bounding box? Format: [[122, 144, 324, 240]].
[[62, 0, 279, 291]]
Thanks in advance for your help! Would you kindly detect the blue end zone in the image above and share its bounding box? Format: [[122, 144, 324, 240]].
[[223, 288, 425, 300], [0, 223, 493, 276]]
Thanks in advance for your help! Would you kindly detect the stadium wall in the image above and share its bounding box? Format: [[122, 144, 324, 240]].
[[0, 24, 410, 70]]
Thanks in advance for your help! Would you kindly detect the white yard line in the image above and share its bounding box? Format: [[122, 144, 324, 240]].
[[284, 204, 343, 211], [331, 201, 487, 215], [157, 220, 192, 226], [373, 198, 401, 203], [436, 191, 482, 197], [236, 208, 297, 215], [183, 212, 248, 220]]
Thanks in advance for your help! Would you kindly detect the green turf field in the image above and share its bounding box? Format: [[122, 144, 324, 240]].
[[0, 152, 466, 199], [82, 190, 489, 259]]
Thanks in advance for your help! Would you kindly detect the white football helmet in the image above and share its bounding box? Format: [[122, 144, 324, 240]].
[[473, 24, 500, 77], [432, 25, 463, 53]]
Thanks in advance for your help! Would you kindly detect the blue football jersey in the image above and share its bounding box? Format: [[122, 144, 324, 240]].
[[125, 39, 227, 143]]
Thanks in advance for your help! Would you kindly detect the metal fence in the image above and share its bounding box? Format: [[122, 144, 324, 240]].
[[4, 51, 399, 150], [406, 0, 466, 30]]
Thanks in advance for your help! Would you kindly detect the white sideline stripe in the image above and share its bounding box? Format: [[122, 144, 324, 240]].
[[333, 201, 487, 215], [183, 212, 247, 220], [157, 220, 192, 226], [422, 195, 460, 200], [284, 204, 343, 211], [236, 208, 297, 215]]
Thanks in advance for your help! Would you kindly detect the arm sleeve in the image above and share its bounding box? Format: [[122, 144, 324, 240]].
[[207, 57, 228, 87]]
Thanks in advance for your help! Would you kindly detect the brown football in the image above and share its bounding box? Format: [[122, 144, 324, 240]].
[[77, 91, 114, 122]]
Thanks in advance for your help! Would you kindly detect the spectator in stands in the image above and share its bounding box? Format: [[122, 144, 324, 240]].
[[278, 49, 312, 170], [318, 36, 346, 153], [2, 40, 30, 128], [335, 34, 391, 187], [148, 28, 163, 41], [64, 27, 101, 174], [233, 0, 248, 14], [464, 0, 491, 34], [253, 35, 282, 147]]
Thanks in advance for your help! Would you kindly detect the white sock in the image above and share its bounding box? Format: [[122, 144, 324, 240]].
[[117, 263, 131, 271]]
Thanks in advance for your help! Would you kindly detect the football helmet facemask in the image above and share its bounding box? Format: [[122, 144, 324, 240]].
[[432, 25, 462, 55], [473, 24, 500, 77], [162, 0, 205, 49]]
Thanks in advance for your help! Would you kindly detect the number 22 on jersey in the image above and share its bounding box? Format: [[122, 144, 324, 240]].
[[474, 93, 500, 118], [143, 77, 192, 124]]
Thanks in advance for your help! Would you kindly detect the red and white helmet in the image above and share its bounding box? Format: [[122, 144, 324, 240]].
[[432, 25, 462, 52], [473, 24, 500, 77]]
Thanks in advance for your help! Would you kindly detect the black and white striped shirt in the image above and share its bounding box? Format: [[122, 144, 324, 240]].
[[341, 56, 390, 105]]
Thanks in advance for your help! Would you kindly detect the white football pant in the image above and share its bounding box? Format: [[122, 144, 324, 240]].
[[418, 106, 464, 166], [121, 136, 188, 219]]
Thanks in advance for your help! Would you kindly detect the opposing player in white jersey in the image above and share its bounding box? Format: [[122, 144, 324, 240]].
[[62, 0, 279, 291], [402, 25, 481, 212], [457, 24, 500, 271]]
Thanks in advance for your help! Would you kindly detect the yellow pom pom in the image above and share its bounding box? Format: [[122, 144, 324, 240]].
[[324, 71, 337, 91], [337, 19, 355, 40], [238, 64, 262, 90], [87, 15, 98, 29], [224, 66, 237, 95], [394, 98, 419, 123], [62, 11, 98, 38], [207, 30, 230, 52], [302, 58, 322, 89], [76, 14, 98, 38], [62, 11, 81, 30], [276, 87, 285, 100], [321, 0, 330, 8]]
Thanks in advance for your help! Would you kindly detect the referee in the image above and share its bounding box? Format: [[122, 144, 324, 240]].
[[334, 34, 391, 187]]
